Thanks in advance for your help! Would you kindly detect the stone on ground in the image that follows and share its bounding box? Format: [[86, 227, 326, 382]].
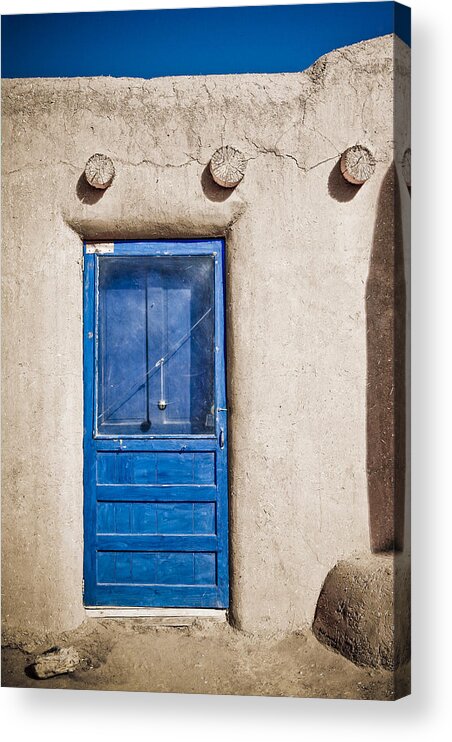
[[30, 646, 81, 679]]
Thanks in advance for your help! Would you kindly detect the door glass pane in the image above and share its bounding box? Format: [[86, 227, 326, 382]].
[[97, 255, 215, 436]]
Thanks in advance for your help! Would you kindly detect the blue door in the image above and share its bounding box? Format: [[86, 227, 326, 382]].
[[83, 240, 228, 608]]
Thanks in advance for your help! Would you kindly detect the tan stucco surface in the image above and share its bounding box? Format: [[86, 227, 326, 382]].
[[1, 34, 410, 642]]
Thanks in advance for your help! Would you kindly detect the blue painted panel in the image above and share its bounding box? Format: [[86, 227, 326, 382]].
[[194, 453, 216, 484], [131, 503, 158, 534], [156, 503, 194, 534], [113, 503, 132, 534], [98, 501, 201, 535], [132, 553, 157, 583], [83, 240, 228, 608], [156, 454, 194, 484], [115, 552, 132, 581], [96, 551, 217, 586], [158, 553, 194, 585], [97, 501, 115, 533], [128, 454, 157, 484], [194, 553, 216, 585], [96, 451, 215, 484], [97, 552, 115, 583], [193, 502, 216, 534]]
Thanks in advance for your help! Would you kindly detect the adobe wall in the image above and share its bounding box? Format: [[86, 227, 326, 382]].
[[1, 34, 410, 642]]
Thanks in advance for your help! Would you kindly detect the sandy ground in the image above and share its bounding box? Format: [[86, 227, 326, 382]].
[[1, 619, 409, 700]]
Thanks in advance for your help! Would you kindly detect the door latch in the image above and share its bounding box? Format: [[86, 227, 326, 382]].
[[219, 428, 225, 449]]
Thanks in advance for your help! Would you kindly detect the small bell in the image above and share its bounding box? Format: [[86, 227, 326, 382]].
[[158, 399, 167, 410]]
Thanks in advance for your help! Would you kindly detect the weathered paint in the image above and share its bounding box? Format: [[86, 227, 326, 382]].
[[83, 239, 229, 608]]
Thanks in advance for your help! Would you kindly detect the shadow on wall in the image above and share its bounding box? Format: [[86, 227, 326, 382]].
[[76, 173, 107, 204], [327, 159, 360, 203], [76, 164, 237, 204], [201, 165, 235, 203], [366, 163, 406, 553]]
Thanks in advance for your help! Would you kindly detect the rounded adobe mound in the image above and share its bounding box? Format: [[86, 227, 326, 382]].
[[313, 553, 410, 670]]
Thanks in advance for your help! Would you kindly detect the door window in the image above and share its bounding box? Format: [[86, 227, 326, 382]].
[[97, 255, 215, 436]]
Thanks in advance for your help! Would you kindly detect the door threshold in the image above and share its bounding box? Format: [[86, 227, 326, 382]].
[[85, 607, 227, 625]]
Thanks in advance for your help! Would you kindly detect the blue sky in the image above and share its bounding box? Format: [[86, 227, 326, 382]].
[[1, 3, 410, 79]]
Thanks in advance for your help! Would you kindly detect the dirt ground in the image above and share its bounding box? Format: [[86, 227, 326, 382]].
[[1, 619, 409, 700]]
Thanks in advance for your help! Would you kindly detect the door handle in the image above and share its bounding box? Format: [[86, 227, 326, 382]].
[[219, 428, 225, 449]]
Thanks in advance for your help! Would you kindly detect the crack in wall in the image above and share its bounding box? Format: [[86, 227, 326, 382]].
[[243, 135, 339, 173]]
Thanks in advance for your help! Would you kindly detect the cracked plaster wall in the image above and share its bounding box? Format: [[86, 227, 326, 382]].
[[1, 34, 410, 641]]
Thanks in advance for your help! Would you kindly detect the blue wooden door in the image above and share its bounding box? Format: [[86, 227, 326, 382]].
[[83, 240, 228, 608]]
